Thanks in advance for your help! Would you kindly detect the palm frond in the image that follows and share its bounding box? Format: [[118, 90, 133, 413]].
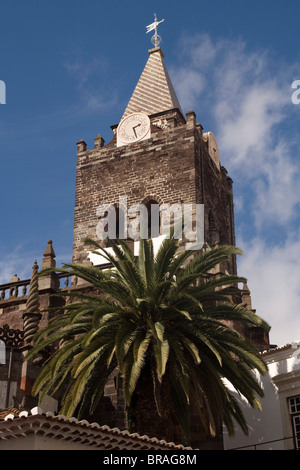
[[31, 238, 269, 443]]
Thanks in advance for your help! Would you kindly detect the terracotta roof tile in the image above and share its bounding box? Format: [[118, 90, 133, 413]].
[[0, 407, 193, 450], [0, 407, 25, 420]]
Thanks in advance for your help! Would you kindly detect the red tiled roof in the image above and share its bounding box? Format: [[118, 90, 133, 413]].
[[261, 343, 294, 356], [0, 407, 26, 420]]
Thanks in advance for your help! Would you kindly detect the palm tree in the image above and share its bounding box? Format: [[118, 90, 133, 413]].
[[27, 236, 269, 445]]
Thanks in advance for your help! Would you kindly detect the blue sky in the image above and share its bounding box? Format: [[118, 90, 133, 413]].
[[1, 0, 300, 346]]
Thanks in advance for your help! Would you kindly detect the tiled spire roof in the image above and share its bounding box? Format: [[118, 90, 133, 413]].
[[120, 47, 182, 121]]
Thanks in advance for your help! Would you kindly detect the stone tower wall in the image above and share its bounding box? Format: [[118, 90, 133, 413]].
[[72, 108, 236, 272]]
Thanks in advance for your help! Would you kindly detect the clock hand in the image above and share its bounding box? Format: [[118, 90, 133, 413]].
[[132, 123, 141, 137]]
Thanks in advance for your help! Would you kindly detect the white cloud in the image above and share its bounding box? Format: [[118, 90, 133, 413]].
[[177, 33, 220, 68], [64, 56, 108, 86], [253, 141, 300, 227], [0, 244, 72, 286], [173, 33, 300, 231], [237, 234, 300, 347], [172, 33, 300, 345], [174, 69, 205, 110], [0, 245, 34, 284], [217, 81, 286, 168], [64, 55, 118, 111]]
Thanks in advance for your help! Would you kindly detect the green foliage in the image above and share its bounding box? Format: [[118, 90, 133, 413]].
[[27, 236, 270, 441]]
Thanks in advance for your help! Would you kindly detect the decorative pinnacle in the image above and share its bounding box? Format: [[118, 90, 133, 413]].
[[146, 13, 165, 48], [25, 261, 39, 315], [22, 261, 41, 345], [42, 239, 56, 269]]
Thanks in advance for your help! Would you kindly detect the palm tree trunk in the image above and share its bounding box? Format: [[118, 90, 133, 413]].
[[126, 366, 184, 444]]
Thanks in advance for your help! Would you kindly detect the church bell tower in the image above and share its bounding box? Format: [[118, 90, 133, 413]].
[[72, 17, 236, 276]]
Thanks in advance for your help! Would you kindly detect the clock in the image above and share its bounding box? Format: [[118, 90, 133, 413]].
[[117, 112, 151, 146]]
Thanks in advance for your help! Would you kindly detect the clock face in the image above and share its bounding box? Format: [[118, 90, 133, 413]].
[[117, 113, 151, 145]]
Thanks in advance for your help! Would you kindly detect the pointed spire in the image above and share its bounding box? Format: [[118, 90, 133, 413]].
[[241, 282, 253, 310], [22, 261, 41, 346], [42, 240, 56, 269], [120, 47, 182, 121]]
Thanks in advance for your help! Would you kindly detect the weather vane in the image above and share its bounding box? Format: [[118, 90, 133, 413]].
[[146, 13, 165, 48]]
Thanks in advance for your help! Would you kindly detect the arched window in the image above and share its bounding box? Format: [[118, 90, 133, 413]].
[[115, 205, 126, 240], [106, 205, 127, 245], [145, 199, 160, 238]]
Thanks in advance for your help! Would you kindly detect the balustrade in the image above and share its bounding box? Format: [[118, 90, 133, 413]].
[[0, 278, 31, 302], [0, 273, 77, 303]]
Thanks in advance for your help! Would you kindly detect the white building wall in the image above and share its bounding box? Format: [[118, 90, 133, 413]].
[[223, 341, 300, 450]]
